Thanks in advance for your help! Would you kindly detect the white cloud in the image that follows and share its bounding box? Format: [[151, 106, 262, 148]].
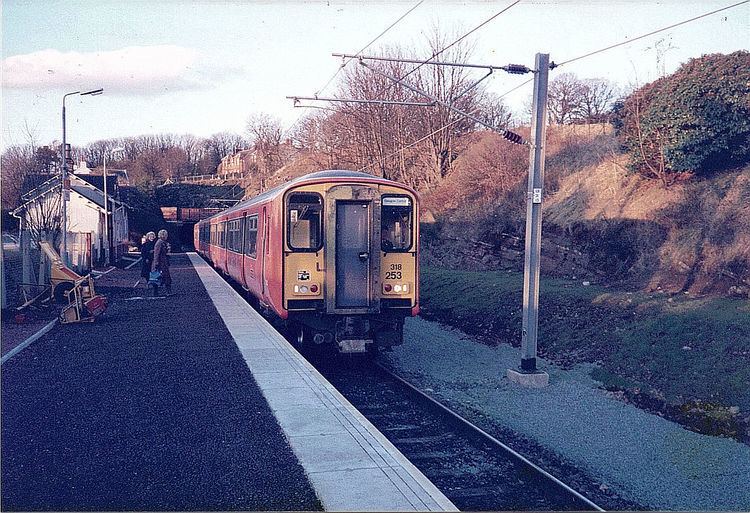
[[2, 45, 238, 95]]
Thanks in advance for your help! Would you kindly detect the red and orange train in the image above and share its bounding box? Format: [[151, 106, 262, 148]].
[[194, 170, 419, 354]]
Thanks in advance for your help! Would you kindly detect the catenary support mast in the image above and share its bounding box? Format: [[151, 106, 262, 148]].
[[512, 52, 550, 385]]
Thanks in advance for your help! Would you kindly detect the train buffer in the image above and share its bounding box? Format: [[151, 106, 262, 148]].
[[1, 253, 456, 511]]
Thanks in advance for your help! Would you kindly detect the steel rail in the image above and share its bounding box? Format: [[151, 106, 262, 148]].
[[376, 362, 606, 512]]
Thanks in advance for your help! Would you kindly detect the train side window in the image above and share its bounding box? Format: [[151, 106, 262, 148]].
[[244, 214, 258, 258], [287, 192, 323, 251], [218, 221, 226, 248], [381, 195, 413, 252], [227, 219, 242, 252]]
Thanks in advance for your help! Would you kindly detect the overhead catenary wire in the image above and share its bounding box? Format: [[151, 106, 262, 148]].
[[378, 0, 523, 93], [289, 0, 522, 138], [359, 77, 533, 173], [555, 0, 749, 68], [360, 59, 526, 144], [373, 0, 749, 164], [314, 0, 425, 97], [292, 0, 524, 121], [283, 0, 425, 138]]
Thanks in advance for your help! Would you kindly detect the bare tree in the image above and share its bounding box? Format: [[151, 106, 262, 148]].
[[203, 132, 247, 174], [629, 92, 671, 187], [20, 186, 63, 249], [476, 91, 514, 129], [575, 78, 618, 124], [409, 30, 489, 186], [1, 145, 36, 208], [547, 72, 583, 125], [246, 113, 283, 191]]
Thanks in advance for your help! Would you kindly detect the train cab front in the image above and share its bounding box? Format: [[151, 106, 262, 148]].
[[282, 178, 418, 354]]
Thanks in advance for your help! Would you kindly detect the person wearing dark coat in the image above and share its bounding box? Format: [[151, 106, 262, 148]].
[[151, 229, 172, 296], [140, 231, 156, 281]]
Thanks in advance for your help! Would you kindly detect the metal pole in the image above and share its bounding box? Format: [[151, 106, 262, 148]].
[[61, 95, 71, 265], [0, 228, 7, 310], [61, 88, 103, 266], [520, 53, 550, 373], [103, 153, 109, 266]]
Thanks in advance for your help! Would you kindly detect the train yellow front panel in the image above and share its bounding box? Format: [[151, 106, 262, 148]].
[[283, 252, 324, 307], [380, 252, 416, 305], [283, 183, 327, 309]]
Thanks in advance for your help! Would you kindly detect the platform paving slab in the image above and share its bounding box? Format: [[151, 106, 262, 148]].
[[188, 252, 457, 512]]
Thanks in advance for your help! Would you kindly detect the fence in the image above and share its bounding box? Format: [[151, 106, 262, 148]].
[[0, 230, 93, 310], [2, 231, 43, 309]]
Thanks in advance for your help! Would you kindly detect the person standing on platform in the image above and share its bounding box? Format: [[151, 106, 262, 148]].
[[151, 229, 172, 296], [140, 231, 156, 286]]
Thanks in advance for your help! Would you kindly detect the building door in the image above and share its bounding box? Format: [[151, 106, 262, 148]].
[[335, 201, 370, 308]]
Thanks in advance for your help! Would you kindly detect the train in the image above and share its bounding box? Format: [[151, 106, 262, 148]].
[[194, 170, 419, 355]]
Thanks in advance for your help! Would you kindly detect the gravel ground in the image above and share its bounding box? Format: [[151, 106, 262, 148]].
[[1, 254, 320, 511], [382, 317, 750, 511]]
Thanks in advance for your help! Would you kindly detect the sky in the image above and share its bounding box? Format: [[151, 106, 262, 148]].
[[2, 0, 748, 150]]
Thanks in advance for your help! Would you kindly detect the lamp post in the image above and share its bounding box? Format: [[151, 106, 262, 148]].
[[61, 88, 103, 265], [103, 147, 125, 266]]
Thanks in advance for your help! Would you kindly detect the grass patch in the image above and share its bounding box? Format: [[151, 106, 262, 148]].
[[420, 267, 750, 415]]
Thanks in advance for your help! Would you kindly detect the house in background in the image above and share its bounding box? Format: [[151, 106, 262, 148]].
[[12, 173, 129, 272], [217, 148, 257, 181]]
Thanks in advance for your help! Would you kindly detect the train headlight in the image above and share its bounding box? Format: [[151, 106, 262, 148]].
[[294, 283, 320, 295], [383, 283, 410, 294]]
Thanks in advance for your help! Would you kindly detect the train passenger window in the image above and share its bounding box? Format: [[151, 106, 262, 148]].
[[227, 219, 242, 252], [381, 195, 413, 252], [218, 221, 226, 248], [287, 192, 323, 251], [245, 215, 258, 257]]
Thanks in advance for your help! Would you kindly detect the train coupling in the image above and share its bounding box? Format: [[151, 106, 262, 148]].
[[335, 317, 372, 353]]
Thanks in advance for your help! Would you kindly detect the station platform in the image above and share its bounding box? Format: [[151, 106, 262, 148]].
[[1, 253, 455, 512]]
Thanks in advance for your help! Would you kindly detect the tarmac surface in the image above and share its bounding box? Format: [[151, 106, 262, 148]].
[[1, 254, 320, 511]]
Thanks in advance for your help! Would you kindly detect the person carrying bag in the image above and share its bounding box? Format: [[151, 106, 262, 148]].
[[150, 229, 172, 296]]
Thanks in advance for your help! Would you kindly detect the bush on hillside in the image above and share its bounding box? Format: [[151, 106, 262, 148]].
[[617, 51, 750, 185]]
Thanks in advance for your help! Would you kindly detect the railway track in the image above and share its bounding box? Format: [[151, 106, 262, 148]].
[[310, 355, 608, 511], [221, 273, 638, 511]]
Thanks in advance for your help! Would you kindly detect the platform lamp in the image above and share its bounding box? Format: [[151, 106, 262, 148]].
[[61, 88, 103, 266], [103, 146, 125, 266]]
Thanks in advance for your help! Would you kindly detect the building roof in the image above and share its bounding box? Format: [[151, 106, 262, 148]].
[[13, 173, 127, 216], [75, 175, 119, 193], [71, 185, 108, 209], [20, 174, 59, 201]]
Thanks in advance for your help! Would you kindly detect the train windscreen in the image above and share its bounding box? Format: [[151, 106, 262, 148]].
[[381, 196, 412, 252], [288, 192, 323, 251]]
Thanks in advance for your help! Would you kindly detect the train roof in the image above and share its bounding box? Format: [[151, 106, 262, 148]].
[[213, 170, 415, 219]]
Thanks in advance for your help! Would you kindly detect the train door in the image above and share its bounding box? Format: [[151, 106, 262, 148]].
[[261, 207, 268, 295], [240, 214, 247, 288], [324, 184, 378, 314], [335, 202, 371, 308]]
